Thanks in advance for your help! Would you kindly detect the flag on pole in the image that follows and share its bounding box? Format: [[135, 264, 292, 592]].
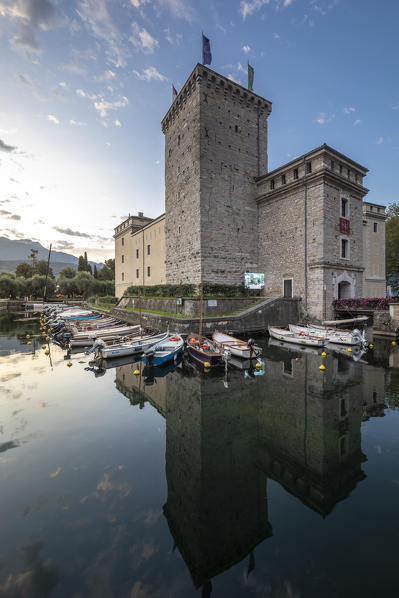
[[202, 34, 212, 66], [172, 84, 178, 100], [248, 63, 254, 91]]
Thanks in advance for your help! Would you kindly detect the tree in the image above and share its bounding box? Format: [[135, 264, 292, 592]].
[[78, 255, 86, 272], [0, 274, 17, 298], [75, 271, 96, 298], [35, 260, 55, 278], [28, 248, 38, 268], [93, 264, 98, 279], [98, 259, 115, 281], [15, 262, 34, 279], [386, 202, 399, 292], [59, 267, 76, 279]]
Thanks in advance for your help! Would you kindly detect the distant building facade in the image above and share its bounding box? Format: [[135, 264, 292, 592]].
[[114, 63, 386, 319]]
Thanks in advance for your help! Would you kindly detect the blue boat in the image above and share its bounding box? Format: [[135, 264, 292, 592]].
[[142, 334, 184, 366]]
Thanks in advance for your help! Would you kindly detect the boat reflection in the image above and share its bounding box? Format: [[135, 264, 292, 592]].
[[115, 348, 388, 593]]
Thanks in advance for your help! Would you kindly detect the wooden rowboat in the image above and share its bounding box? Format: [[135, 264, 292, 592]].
[[186, 333, 224, 367], [268, 326, 327, 348], [212, 330, 262, 359]]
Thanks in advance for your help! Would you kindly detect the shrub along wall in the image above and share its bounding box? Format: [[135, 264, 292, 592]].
[[123, 282, 260, 298]]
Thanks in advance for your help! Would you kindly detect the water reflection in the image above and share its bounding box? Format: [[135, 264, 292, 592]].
[[115, 343, 388, 592]]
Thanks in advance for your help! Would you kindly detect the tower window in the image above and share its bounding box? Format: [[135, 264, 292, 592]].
[[341, 198, 349, 218], [341, 238, 349, 259], [339, 164, 343, 175], [121, 237, 124, 246], [331, 160, 335, 170], [136, 249, 139, 259], [347, 168, 350, 178], [374, 222, 378, 233], [147, 244, 151, 255], [136, 269, 139, 279], [293, 168, 298, 180], [147, 266, 151, 277], [178, 135, 180, 146], [281, 174, 286, 185], [306, 161, 312, 174], [270, 179, 275, 190], [121, 255, 124, 264], [121, 272, 124, 281], [235, 125, 238, 133], [355, 173, 359, 184]]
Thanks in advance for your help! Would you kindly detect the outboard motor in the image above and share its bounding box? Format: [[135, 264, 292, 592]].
[[247, 337, 261, 358]]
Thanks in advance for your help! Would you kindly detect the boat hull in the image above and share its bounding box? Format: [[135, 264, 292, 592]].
[[268, 326, 327, 347]]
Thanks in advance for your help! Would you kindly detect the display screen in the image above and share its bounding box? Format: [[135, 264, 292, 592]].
[[244, 273, 264, 289]]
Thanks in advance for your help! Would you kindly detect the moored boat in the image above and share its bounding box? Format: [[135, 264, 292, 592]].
[[268, 326, 327, 348], [186, 332, 224, 367], [289, 324, 366, 346], [212, 330, 262, 359], [142, 334, 184, 366], [91, 332, 169, 359]]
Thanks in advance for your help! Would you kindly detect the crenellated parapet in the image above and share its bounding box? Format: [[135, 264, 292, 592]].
[[161, 63, 272, 133]]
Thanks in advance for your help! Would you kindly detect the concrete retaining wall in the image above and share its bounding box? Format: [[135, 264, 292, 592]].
[[118, 296, 260, 316], [111, 297, 300, 334]]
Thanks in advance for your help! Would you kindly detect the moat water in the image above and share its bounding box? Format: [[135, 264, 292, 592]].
[[1, 314, 399, 598]]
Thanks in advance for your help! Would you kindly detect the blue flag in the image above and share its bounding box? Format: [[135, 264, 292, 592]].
[[202, 34, 212, 66]]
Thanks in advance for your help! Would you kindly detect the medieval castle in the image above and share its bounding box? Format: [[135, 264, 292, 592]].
[[114, 63, 386, 320]]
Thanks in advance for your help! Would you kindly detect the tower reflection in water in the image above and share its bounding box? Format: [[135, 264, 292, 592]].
[[115, 345, 387, 594]]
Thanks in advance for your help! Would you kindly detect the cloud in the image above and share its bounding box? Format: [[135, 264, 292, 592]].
[[62, 62, 87, 75], [0, 138, 16, 152], [114, 119, 122, 127], [376, 136, 384, 144], [54, 240, 75, 250], [94, 96, 129, 117], [130, 22, 159, 53], [240, 0, 294, 19], [242, 44, 251, 54], [69, 119, 87, 126], [156, 0, 195, 22], [353, 119, 362, 126], [0, 209, 11, 215], [273, 32, 280, 38], [1, 0, 61, 56], [227, 74, 240, 84], [58, 81, 68, 89], [0, 209, 21, 220], [164, 27, 182, 45], [133, 66, 167, 82], [77, 0, 126, 67], [315, 111, 334, 125], [47, 114, 59, 124], [53, 226, 91, 238], [344, 106, 355, 114], [76, 88, 97, 99]]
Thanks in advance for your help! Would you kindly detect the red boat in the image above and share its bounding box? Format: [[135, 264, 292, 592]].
[[186, 332, 224, 368]]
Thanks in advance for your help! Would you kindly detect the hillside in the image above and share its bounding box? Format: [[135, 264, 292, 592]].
[[0, 237, 104, 276]]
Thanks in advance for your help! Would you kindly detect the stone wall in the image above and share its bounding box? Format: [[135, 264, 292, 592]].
[[118, 295, 259, 316], [162, 64, 272, 286]]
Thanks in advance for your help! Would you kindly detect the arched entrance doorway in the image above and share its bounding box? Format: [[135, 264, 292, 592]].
[[338, 280, 352, 299]]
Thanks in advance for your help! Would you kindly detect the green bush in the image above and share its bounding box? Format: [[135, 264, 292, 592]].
[[202, 282, 251, 297], [124, 284, 196, 297], [99, 295, 118, 304]]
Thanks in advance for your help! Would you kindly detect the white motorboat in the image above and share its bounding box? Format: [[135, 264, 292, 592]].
[[268, 326, 327, 348], [69, 325, 142, 346], [91, 332, 169, 359], [289, 324, 366, 346], [212, 330, 262, 359]]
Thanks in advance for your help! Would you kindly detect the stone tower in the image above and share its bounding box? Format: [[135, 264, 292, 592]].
[[161, 64, 272, 285]]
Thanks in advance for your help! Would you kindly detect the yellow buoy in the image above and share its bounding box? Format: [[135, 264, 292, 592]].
[[321, 351, 327, 357], [392, 341, 397, 346], [42, 344, 46, 349], [27, 341, 31, 345], [255, 362, 261, 369], [134, 369, 140, 375], [319, 364, 326, 371], [369, 343, 374, 349], [46, 336, 50, 341], [45, 349, 50, 355], [67, 361, 72, 367], [347, 348, 352, 352], [26, 334, 30, 339], [204, 361, 210, 368]]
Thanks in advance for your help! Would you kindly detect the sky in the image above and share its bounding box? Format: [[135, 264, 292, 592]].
[[0, 0, 398, 262]]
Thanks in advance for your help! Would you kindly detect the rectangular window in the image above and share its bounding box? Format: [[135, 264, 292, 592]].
[[281, 174, 286, 185], [121, 272, 124, 281], [270, 179, 275, 190], [341, 238, 349, 259], [147, 244, 151, 255], [339, 164, 343, 175], [355, 173, 358, 184], [374, 222, 378, 233], [121, 237, 124, 246], [293, 168, 298, 180], [331, 160, 335, 170], [147, 266, 151, 277], [340, 398, 347, 417], [341, 198, 348, 218], [136, 269, 139, 279], [283, 278, 293, 298], [136, 249, 139, 259], [306, 161, 312, 174], [347, 168, 350, 178], [121, 255, 124, 264]]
